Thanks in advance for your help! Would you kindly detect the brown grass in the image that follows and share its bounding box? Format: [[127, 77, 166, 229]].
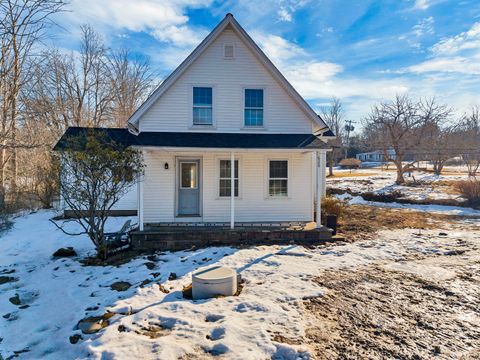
[[337, 205, 464, 241], [430, 180, 462, 195], [328, 172, 379, 178], [455, 180, 480, 206]]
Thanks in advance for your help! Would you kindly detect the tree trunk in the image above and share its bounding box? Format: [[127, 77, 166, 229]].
[[433, 161, 443, 175], [328, 151, 334, 177], [394, 160, 405, 184]]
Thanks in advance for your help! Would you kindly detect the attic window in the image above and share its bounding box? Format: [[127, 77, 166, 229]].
[[224, 43, 234, 59]]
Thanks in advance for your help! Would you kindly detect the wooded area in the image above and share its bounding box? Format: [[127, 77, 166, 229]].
[[0, 0, 154, 213]]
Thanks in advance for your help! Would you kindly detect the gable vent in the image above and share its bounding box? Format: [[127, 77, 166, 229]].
[[224, 44, 234, 59]]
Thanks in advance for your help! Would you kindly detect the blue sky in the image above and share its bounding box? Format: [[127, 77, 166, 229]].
[[50, 0, 480, 124]]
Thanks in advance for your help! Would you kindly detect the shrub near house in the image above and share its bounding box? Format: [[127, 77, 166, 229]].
[[54, 130, 144, 258], [456, 180, 480, 207], [339, 158, 361, 169]]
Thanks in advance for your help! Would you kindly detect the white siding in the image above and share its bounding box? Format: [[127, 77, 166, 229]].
[[142, 149, 314, 224], [139, 28, 314, 134], [112, 183, 137, 211], [62, 183, 137, 211]]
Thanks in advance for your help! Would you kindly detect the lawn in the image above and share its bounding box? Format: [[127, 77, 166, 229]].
[[0, 208, 479, 359], [327, 167, 474, 206]]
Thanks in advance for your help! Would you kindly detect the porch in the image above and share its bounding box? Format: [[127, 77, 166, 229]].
[[130, 221, 338, 252]]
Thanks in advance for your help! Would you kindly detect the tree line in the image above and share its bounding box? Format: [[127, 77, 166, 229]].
[[0, 0, 155, 212], [322, 96, 480, 184]]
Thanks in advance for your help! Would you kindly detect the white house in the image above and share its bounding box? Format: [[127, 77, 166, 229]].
[[56, 14, 334, 231], [356, 149, 396, 162]]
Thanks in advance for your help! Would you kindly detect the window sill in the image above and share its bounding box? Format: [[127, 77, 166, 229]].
[[215, 196, 242, 200], [189, 124, 216, 130], [240, 126, 267, 131], [264, 195, 291, 200]]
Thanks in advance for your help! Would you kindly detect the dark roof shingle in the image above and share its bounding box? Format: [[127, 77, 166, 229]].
[[53, 127, 331, 151]]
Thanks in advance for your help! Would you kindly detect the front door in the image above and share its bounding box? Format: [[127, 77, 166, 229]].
[[177, 160, 200, 216]]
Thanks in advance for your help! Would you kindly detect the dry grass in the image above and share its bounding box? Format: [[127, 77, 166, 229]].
[[455, 180, 480, 206], [327, 171, 379, 178], [337, 205, 465, 241], [430, 180, 462, 195]]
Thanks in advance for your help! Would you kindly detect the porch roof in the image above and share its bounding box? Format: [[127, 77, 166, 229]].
[[54, 127, 331, 151]]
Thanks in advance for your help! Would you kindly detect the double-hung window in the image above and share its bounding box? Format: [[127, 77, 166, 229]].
[[244, 89, 263, 127], [268, 160, 288, 197], [219, 160, 239, 197], [193, 87, 212, 125]]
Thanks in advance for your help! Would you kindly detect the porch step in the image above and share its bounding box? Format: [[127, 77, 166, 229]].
[[144, 221, 311, 229], [130, 226, 335, 252]]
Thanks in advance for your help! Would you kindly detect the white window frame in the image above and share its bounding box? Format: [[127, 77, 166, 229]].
[[265, 158, 290, 198], [216, 156, 242, 199], [190, 84, 216, 128], [241, 86, 267, 130], [223, 42, 235, 60]]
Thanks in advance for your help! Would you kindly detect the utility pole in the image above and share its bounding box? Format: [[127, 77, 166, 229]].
[[344, 120, 355, 159]]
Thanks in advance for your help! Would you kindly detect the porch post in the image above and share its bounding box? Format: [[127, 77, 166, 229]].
[[320, 151, 327, 197], [315, 151, 322, 229], [138, 174, 144, 231], [230, 151, 235, 229]]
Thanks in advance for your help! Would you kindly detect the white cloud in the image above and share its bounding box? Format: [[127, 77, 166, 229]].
[[411, 0, 446, 11], [315, 27, 334, 37], [252, 32, 409, 104], [287, 70, 409, 100], [62, 0, 211, 47], [413, 0, 431, 10], [152, 25, 207, 47], [251, 32, 306, 65], [252, 30, 474, 122], [431, 22, 480, 55], [278, 7, 292, 22], [403, 22, 480, 75], [407, 56, 480, 75], [413, 17, 435, 37]]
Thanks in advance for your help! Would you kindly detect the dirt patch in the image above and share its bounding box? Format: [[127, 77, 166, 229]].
[[304, 263, 480, 359], [336, 205, 467, 241], [80, 249, 144, 266]]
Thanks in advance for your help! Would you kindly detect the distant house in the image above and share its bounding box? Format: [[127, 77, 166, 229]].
[[356, 149, 396, 162], [55, 14, 335, 231]]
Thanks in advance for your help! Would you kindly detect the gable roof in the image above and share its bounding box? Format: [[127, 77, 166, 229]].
[[127, 13, 331, 136], [54, 127, 331, 151]]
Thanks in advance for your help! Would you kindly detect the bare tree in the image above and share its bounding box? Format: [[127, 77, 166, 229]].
[[0, 0, 65, 204], [26, 26, 155, 133], [321, 98, 345, 176], [20, 25, 155, 210], [364, 95, 451, 184], [26, 25, 112, 135], [421, 121, 461, 175], [108, 48, 154, 127], [459, 106, 480, 177], [53, 130, 144, 258]]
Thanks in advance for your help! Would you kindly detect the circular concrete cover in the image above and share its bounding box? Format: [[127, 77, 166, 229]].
[[193, 266, 236, 284], [192, 266, 237, 299]]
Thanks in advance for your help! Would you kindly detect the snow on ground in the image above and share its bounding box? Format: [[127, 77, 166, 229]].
[[336, 193, 480, 217], [327, 167, 470, 202], [0, 210, 479, 359]]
